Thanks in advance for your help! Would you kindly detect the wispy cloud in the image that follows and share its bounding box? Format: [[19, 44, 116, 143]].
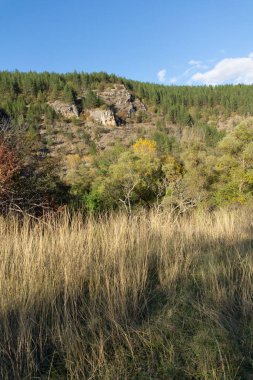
[[188, 59, 208, 70], [167, 63, 207, 85], [191, 53, 253, 85], [169, 77, 177, 84], [157, 69, 167, 83], [188, 59, 202, 67]]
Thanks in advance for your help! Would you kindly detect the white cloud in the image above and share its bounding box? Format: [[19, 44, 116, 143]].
[[157, 69, 167, 83], [188, 60, 202, 66], [169, 77, 177, 84], [191, 53, 253, 85], [188, 59, 208, 70]]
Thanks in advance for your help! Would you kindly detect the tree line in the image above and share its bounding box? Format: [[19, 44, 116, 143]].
[[1, 71, 253, 127]]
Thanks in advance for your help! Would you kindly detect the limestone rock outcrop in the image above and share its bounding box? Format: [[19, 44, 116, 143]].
[[98, 84, 146, 121], [89, 109, 117, 127], [49, 101, 79, 118]]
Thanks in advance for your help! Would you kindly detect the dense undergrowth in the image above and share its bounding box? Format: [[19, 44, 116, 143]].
[[1, 208, 253, 379]]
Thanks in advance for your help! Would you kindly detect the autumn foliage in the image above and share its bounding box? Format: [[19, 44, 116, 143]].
[[0, 142, 20, 197], [0, 132, 70, 215], [133, 138, 157, 156]]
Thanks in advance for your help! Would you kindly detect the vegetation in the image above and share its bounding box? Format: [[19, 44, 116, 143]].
[[1, 71, 253, 378], [1, 71, 253, 128], [1, 70, 253, 213], [66, 120, 253, 213], [0, 120, 69, 215], [1, 209, 253, 379]]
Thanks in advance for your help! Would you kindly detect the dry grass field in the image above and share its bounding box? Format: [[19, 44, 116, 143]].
[[0, 209, 253, 379]]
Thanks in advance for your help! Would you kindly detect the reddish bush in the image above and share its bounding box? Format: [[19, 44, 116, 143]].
[[0, 142, 20, 197]]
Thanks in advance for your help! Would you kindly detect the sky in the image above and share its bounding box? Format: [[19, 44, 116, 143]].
[[0, 0, 253, 85]]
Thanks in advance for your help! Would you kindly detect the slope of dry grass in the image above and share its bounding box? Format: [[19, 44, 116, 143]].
[[0, 209, 253, 379]]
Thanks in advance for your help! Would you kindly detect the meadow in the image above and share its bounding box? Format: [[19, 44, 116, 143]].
[[0, 208, 253, 379]]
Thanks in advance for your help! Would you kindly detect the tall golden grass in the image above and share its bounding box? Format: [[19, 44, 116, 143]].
[[0, 209, 253, 379]]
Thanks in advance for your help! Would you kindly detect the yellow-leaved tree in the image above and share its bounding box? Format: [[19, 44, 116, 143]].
[[133, 138, 157, 156]]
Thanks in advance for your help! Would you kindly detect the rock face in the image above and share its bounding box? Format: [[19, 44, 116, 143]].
[[134, 98, 146, 112], [49, 101, 79, 118], [49, 85, 146, 127], [89, 109, 117, 127], [98, 84, 146, 121]]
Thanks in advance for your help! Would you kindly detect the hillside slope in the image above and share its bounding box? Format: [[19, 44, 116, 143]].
[[1, 71, 253, 213]]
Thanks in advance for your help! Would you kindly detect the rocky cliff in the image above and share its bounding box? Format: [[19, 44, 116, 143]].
[[89, 109, 117, 127], [50, 101, 79, 118], [97, 84, 146, 122]]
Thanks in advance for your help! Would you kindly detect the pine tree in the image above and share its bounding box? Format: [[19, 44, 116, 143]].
[[63, 85, 76, 104]]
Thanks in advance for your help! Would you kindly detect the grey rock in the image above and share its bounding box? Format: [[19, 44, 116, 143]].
[[49, 101, 79, 118], [98, 84, 146, 121], [89, 109, 117, 127]]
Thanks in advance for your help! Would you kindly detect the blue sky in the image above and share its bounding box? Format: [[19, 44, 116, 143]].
[[0, 0, 253, 84]]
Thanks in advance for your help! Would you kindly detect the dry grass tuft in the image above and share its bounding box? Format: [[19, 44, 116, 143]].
[[0, 209, 253, 379]]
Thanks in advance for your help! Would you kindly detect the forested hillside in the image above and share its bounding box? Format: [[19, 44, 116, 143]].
[[1, 71, 253, 123], [1, 71, 253, 214]]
